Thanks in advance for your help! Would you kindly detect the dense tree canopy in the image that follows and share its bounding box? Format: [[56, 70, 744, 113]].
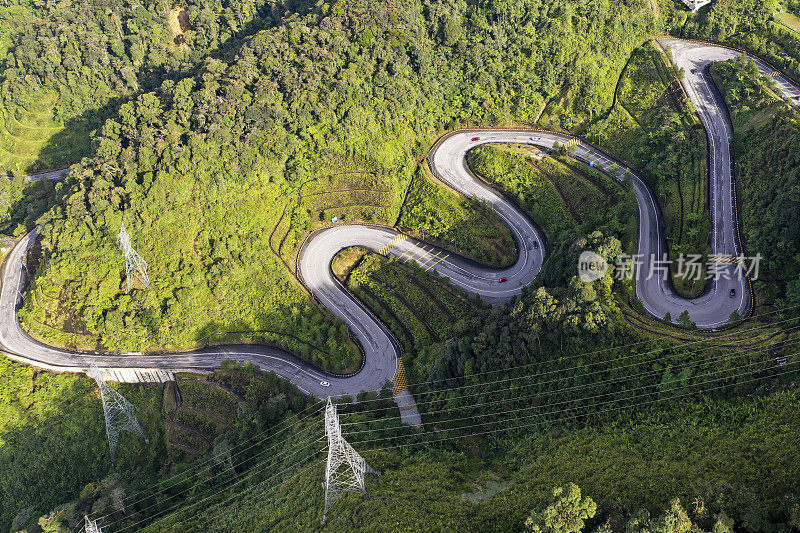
[[2, 0, 800, 531]]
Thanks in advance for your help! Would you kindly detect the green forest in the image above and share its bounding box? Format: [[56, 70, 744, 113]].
[[2, 0, 800, 531], [140, 391, 800, 532], [586, 41, 710, 296]]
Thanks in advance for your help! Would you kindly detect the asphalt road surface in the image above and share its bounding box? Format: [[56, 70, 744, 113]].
[[1, 40, 797, 424]]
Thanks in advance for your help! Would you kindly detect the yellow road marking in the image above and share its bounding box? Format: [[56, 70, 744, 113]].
[[397, 245, 415, 260], [418, 251, 442, 269], [381, 234, 407, 256], [402, 247, 420, 263], [404, 245, 427, 263], [425, 254, 449, 271], [710, 255, 744, 264]]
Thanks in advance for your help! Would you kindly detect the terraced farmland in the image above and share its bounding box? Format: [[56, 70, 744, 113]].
[[0, 90, 90, 173]]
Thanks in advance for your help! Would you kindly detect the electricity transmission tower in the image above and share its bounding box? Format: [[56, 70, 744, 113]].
[[87, 368, 147, 459], [82, 516, 102, 533], [117, 222, 150, 292], [322, 397, 379, 524], [681, 0, 712, 11]]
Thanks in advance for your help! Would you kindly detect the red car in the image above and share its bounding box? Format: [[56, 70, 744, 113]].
[[472, 136, 480, 141], [499, 277, 508, 283]]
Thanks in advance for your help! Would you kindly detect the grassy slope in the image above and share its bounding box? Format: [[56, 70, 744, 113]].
[[398, 168, 516, 268], [341, 250, 482, 381], [0, 89, 91, 174], [19, 169, 387, 372], [141, 391, 800, 532], [468, 145, 577, 237], [465, 144, 626, 240], [588, 42, 710, 298], [775, 11, 800, 33]]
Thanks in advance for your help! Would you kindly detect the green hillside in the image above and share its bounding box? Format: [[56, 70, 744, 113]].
[[140, 391, 800, 532], [3, 0, 800, 532], [18, 0, 668, 360]]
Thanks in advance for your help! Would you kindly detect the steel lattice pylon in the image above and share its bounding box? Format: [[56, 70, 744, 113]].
[[681, 0, 712, 11], [83, 515, 102, 533], [117, 222, 150, 292], [87, 368, 146, 459], [323, 398, 379, 523]]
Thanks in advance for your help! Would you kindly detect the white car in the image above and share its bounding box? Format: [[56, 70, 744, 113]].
[[320, 381, 330, 387]]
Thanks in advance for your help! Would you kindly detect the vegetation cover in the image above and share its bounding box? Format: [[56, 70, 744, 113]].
[[15, 0, 668, 362], [134, 385, 800, 532], [0, 0, 293, 172], [586, 42, 710, 296], [2, 0, 800, 531], [710, 56, 800, 313], [398, 167, 516, 267], [2, 359, 321, 532]]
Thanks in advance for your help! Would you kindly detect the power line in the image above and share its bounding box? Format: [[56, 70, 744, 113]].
[[16, 314, 798, 533], [119, 439, 325, 533], [332, 317, 800, 423], [116, 318, 797, 527], [7, 301, 798, 429], [110, 416, 324, 532], [90, 330, 799, 532], [373, 361, 800, 453], [160, 358, 800, 531], [143, 348, 798, 531], [91, 400, 327, 525], [171, 458, 326, 533], [8, 306, 795, 450], [340, 327, 799, 429], [68, 311, 800, 528], [403, 317, 796, 399], [350, 355, 800, 449], [338, 310, 800, 410], [344, 347, 790, 441], [106, 318, 793, 525]]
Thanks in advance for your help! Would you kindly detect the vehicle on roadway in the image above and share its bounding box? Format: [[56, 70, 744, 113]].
[[471, 136, 480, 141], [320, 381, 330, 387], [533, 241, 539, 249], [498, 277, 508, 283], [729, 289, 736, 298]]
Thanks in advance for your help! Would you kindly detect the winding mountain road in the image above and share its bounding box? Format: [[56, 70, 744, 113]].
[[1, 40, 798, 425]]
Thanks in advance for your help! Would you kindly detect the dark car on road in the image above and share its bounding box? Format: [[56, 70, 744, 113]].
[[533, 241, 539, 249], [729, 289, 736, 298]]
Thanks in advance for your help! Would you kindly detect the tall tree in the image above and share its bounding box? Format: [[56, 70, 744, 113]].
[[525, 483, 597, 533]]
